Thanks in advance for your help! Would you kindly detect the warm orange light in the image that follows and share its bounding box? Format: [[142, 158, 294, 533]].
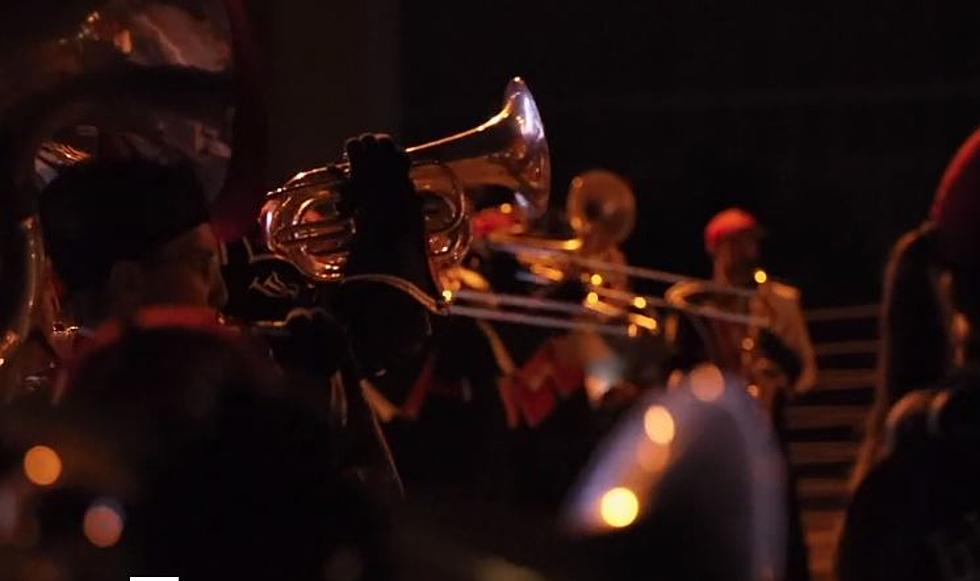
[[632, 296, 647, 309], [590, 273, 604, 286], [747, 384, 761, 399], [23, 446, 62, 487], [627, 324, 639, 338], [754, 269, 768, 285], [500, 203, 514, 215], [83, 502, 124, 548], [666, 369, 685, 390], [600, 487, 639, 528], [441, 289, 454, 303], [689, 364, 725, 402], [636, 442, 670, 472], [644, 405, 675, 445], [741, 337, 755, 351], [586, 292, 600, 306]]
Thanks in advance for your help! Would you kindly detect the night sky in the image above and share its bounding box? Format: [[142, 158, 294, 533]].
[[401, 1, 980, 306]]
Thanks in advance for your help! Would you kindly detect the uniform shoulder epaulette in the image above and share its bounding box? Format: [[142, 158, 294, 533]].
[[768, 280, 801, 302]]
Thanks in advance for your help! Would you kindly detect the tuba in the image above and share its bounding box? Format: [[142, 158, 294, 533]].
[[260, 77, 550, 282], [0, 0, 254, 375]]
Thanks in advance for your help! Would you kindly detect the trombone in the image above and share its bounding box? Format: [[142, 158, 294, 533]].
[[260, 77, 765, 338]]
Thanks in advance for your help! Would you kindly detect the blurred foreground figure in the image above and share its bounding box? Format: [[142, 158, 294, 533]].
[[0, 312, 389, 580], [838, 127, 980, 581], [563, 364, 787, 581]]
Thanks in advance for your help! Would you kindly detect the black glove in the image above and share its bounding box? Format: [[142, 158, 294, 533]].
[[341, 134, 436, 378], [265, 307, 347, 382], [345, 133, 417, 234], [342, 134, 435, 295]]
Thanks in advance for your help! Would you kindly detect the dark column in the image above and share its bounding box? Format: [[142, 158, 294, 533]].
[[261, 0, 402, 182]]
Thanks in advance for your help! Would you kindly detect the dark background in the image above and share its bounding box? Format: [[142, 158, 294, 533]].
[[265, 1, 980, 307]]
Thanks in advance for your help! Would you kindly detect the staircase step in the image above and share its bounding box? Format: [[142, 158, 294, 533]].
[[798, 388, 873, 406], [790, 441, 859, 465], [785, 405, 868, 431], [798, 477, 849, 501]]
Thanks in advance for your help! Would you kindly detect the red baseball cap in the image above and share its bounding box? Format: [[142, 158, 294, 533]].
[[704, 208, 761, 254], [932, 127, 980, 267]]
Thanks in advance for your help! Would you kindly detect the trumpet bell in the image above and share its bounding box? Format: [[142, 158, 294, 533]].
[[262, 77, 550, 282]]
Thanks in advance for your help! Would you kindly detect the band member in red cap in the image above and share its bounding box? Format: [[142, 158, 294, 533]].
[[666, 207, 817, 581], [667, 208, 817, 407], [838, 127, 980, 581]]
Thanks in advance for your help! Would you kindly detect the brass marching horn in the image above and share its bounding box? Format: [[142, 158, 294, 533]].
[[261, 77, 550, 282]]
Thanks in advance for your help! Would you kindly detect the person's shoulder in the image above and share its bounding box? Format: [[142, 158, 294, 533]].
[[767, 280, 801, 302], [884, 374, 980, 456]]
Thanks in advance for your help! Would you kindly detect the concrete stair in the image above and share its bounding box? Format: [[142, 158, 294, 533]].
[[787, 305, 879, 581]]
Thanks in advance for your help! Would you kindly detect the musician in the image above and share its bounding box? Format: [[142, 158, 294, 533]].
[[666, 208, 816, 581], [666, 208, 817, 403], [838, 127, 980, 581], [31, 135, 437, 501]]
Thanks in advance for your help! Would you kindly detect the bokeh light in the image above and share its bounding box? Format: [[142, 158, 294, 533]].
[[689, 364, 726, 402], [23, 446, 62, 487], [83, 500, 124, 548], [600, 487, 639, 528], [643, 405, 675, 445]]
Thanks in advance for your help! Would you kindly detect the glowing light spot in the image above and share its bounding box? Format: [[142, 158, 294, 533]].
[[754, 269, 768, 285], [666, 369, 685, 390], [586, 292, 599, 306], [600, 487, 639, 528], [741, 337, 755, 351], [585, 374, 612, 401], [590, 273, 604, 286], [747, 384, 761, 399], [83, 501, 124, 548], [689, 364, 725, 402], [636, 442, 670, 473], [23, 446, 61, 487], [632, 297, 647, 309], [441, 290, 454, 303], [627, 324, 639, 338], [500, 203, 513, 215], [644, 405, 675, 445]]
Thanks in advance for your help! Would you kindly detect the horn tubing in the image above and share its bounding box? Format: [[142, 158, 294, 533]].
[[447, 305, 631, 337]]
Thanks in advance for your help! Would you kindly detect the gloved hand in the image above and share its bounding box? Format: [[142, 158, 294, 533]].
[[266, 307, 347, 382], [341, 134, 437, 377], [343, 134, 430, 281], [345, 133, 418, 234]]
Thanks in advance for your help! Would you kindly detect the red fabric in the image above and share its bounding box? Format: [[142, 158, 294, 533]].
[[704, 208, 760, 254], [931, 127, 980, 266], [401, 354, 437, 420], [472, 208, 520, 238], [505, 340, 584, 427], [210, 0, 270, 242]]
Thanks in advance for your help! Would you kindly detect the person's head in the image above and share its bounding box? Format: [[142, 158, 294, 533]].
[[39, 158, 227, 325], [704, 208, 762, 286], [932, 128, 980, 330]]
